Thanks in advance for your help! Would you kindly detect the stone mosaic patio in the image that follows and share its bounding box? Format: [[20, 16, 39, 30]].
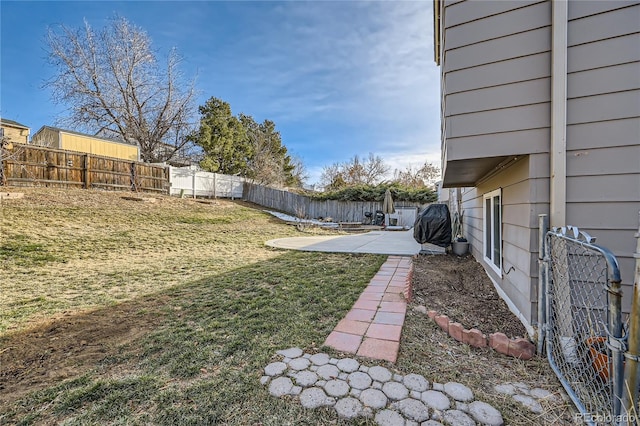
[[262, 348, 505, 425]]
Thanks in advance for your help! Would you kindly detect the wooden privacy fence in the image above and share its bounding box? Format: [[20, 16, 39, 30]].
[[1, 144, 168, 193], [244, 182, 429, 223], [169, 166, 244, 199]]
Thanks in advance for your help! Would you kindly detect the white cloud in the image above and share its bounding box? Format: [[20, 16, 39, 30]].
[[185, 1, 442, 185]]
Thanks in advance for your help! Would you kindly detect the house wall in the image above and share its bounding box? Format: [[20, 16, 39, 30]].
[[443, 0, 640, 324], [1, 125, 29, 144], [461, 155, 549, 328], [60, 133, 139, 162], [442, 0, 551, 162], [31, 127, 62, 148], [564, 1, 640, 311]]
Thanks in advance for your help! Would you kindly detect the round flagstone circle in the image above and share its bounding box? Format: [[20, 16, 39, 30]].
[[262, 348, 506, 425], [310, 352, 330, 366], [421, 390, 451, 411], [294, 370, 318, 387], [374, 409, 405, 426], [316, 364, 340, 380], [324, 379, 350, 397], [468, 400, 504, 425], [277, 347, 303, 358], [403, 373, 429, 392], [382, 381, 409, 401], [395, 398, 430, 422], [443, 409, 475, 426], [347, 371, 373, 390], [269, 377, 294, 397], [444, 382, 474, 402], [368, 366, 393, 382], [336, 358, 360, 373], [264, 362, 287, 376], [359, 388, 388, 409], [334, 397, 363, 419], [289, 357, 311, 371], [299, 387, 335, 409]]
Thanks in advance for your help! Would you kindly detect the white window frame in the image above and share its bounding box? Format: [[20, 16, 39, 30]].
[[483, 189, 502, 276]]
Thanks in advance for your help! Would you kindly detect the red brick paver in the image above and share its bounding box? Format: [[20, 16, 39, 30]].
[[324, 331, 363, 353], [323, 255, 413, 363]]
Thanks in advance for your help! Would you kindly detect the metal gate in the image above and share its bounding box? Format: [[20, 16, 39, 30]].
[[542, 225, 625, 425]]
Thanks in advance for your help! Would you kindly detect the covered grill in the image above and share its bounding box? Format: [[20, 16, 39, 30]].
[[413, 204, 452, 248]]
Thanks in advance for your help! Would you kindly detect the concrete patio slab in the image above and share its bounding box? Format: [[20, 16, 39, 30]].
[[266, 229, 443, 256]]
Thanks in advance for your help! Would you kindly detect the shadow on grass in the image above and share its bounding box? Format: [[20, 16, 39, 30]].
[[0, 250, 385, 425]]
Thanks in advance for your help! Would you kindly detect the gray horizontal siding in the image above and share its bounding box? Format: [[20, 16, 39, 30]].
[[458, 157, 548, 325], [565, 0, 640, 273], [443, 1, 550, 50], [445, 129, 549, 162], [445, 52, 550, 94], [566, 202, 640, 229], [445, 0, 543, 28], [568, 63, 640, 98], [568, 1, 634, 20], [445, 103, 549, 138], [567, 118, 640, 150], [445, 78, 550, 115], [568, 34, 640, 73], [566, 174, 640, 202], [568, 5, 640, 47], [566, 90, 640, 124], [502, 239, 538, 279], [567, 145, 640, 176], [444, 27, 550, 72]]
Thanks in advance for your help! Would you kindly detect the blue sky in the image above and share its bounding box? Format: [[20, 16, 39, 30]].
[[0, 0, 440, 184]]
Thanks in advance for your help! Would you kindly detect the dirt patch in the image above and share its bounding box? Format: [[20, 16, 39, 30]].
[[412, 253, 529, 339], [0, 300, 162, 405]]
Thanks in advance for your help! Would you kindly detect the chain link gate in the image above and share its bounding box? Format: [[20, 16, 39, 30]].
[[542, 225, 625, 425]]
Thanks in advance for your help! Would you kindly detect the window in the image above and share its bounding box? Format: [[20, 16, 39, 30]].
[[484, 189, 502, 275]]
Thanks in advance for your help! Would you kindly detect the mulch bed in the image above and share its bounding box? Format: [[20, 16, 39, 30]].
[[412, 253, 529, 339]]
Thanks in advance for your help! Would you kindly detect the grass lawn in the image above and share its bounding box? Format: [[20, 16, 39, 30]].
[[0, 188, 385, 425]]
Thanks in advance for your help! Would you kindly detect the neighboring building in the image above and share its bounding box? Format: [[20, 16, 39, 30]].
[[434, 0, 640, 334], [0, 118, 30, 145], [31, 126, 140, 161]]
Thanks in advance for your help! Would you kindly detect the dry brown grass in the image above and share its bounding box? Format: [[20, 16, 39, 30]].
[[398, 253, 579, 425], [1, 187, 386, 425], [0, 187, 325, 334]]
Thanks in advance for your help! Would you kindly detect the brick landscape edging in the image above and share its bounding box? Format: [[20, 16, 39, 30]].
[[403, 263, 414, 303], [426, 310, 535, 360]]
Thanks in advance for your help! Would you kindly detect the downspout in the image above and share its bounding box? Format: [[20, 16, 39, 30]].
[[550, 0, 573, 369], [550, 0, 568, 227]]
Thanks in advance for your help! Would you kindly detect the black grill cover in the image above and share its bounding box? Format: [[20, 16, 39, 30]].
[[413, 204, 452, 247]]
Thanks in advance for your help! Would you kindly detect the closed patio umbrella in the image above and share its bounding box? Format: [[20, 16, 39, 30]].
[[383, 189, 395, 215]]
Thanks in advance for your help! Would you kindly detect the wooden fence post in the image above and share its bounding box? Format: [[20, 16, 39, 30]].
[[130, 162, 137, 192], [84, 154, 91, 189], [0, 149, 5, 186]]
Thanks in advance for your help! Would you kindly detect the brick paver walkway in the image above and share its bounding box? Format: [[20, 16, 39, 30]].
[[324, 256, 413, 363]]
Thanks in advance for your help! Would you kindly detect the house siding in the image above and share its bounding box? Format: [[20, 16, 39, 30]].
[[32, 127, 139, 161], [31, 127, 62, 148], [565, 1, 640, 309], [438, 0, 639, 329], [61, 133, 139, 161], [1, 126, 29, 145], [460, 156, 549, 326], [441, 0, 551, 163]]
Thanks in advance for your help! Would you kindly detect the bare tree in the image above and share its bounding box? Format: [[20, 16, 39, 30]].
[[45, 16, 196, 163], [320, 153, 389, 189], [393, 161, 441, 188], [0, 136, 27, 186], [289, 155, 308, 188]]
